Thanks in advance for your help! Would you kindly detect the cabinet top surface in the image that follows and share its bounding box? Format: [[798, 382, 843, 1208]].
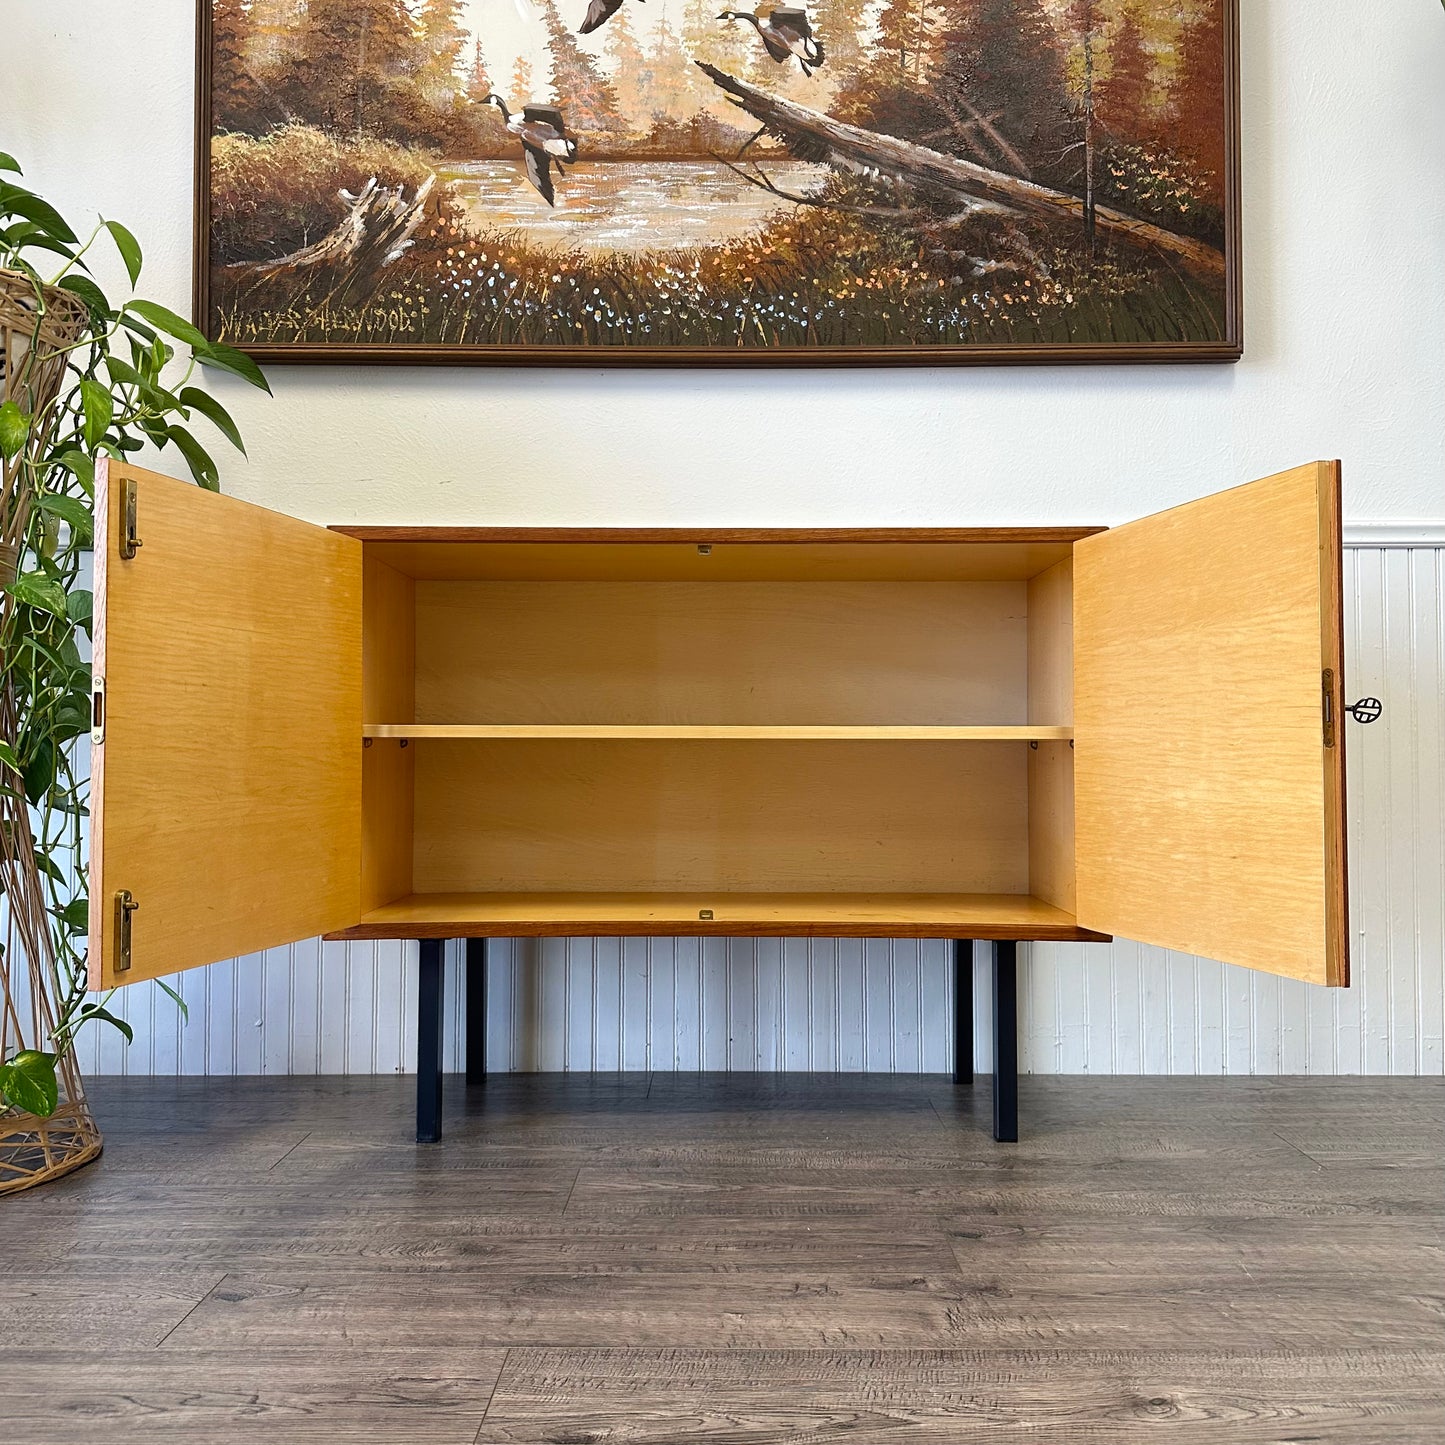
[[331, 528, 1106, 582]]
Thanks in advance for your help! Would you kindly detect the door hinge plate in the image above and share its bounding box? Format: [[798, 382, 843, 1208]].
[[114, 889, 138, 973], [1322, 668, 1336, 748], [119, 476, 142, 559]]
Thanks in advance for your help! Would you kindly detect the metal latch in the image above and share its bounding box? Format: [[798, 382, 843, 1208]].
[[1324, 669, 1383, 748], [119, 476, 142, 559], [91, 676, 105, 745], [114, 890, 138, 973]]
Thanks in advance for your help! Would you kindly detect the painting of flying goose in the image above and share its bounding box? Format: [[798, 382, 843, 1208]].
[[196, 0, 1240, 364]]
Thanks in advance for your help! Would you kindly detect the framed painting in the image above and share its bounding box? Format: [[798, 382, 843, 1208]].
[[195, 0, 1240, 365]]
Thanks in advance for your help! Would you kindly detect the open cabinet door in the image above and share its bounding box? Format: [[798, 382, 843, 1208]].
[[89, 462, 363, 989], [1074, 462, 1346, 985]]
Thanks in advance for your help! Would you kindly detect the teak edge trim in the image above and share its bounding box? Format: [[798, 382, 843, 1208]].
[[190, 2, 1242, 367], [329, 526, 1108, 542], [325, 921, 1113, 942]]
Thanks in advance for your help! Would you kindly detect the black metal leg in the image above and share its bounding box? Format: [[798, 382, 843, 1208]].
[[465, 937, 487, 1086], [952, 939, 974, 1085], [992, 940, 1018, 1143], [416, 938, 445, 1143]]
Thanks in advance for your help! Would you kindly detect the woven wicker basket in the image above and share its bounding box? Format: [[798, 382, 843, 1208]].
[[0, 268, 104, 1194]]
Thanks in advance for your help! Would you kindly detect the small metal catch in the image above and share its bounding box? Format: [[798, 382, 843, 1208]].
[[91, 677, 105, 745], [698, 908, 714, 920], [115, 889, 138, 973], [696, 544, 712, 556], [119, 477, 142, 559]]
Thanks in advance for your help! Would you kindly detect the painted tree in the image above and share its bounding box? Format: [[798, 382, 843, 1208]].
[[462, 35, 513, 154], [681, 0, 752, 96], [465, 36, 493, 105], [539, 0, 626, 135], [1065, 0, 1098, 246], [809, 0, 872, 75], [416, 0, 470, 110], [212, 0, 268, 134], [245, 0, 304, 78], [1168, 1, 1226, 200], [605, 7, 652, 131], [873, 0, 941, 84], [1096, 1, 1154, 141], [645, 9, 695, 121], [290, 0, 417, 136], [931, 0, 1073, 182], [510, 55, 535, 105]]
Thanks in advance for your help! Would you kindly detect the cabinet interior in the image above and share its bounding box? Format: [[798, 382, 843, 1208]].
[[352, 538, 1093, 938]]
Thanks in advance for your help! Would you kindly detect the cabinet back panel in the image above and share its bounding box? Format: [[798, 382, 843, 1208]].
[[359, 538, 1084, 582], [414, 581, 1029, 726], [412, 739, 1029, 894]]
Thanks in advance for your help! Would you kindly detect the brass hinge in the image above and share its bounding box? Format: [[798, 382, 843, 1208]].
[[119, 476, 142, 559], [114, 889, 138, 973], [1322, 668, 1336, 748]]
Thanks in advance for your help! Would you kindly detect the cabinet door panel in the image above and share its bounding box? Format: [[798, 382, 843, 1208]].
[[89, 463, 363, 988], [1074, 462, 1346, 985]]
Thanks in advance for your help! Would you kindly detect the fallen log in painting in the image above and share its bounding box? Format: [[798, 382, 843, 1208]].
[[696, 64, 1226, 280], [225, 174, 436, 305]]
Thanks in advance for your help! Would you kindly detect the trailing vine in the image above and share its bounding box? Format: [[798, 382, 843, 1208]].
[[0, 151, 268, 1115]]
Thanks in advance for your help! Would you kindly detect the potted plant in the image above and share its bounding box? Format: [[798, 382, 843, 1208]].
[[0, 150, 268, 1192]]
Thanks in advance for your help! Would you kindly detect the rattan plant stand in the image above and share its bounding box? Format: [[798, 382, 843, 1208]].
[[0, 270, 103, 1193]]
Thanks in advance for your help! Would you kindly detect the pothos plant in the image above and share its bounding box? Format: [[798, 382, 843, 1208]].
[[0, 151, 268, 1117]]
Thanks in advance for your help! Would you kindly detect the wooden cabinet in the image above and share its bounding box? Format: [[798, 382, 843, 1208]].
[[88, 460, 1349, 998]]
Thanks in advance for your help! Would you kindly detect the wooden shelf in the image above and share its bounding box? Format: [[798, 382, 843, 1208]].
[[363, 724, 1074, 741], [327, 892, 1108, 941]]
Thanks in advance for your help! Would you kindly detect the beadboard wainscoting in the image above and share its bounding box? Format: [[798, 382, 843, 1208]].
[[70, 537, 1443, 1079]]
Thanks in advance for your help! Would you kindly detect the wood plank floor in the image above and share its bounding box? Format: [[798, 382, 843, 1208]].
[[5, 1073, 1443, 1442]]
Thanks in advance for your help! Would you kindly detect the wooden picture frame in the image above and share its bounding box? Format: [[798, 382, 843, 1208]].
[[193, 0, 1241, 367]]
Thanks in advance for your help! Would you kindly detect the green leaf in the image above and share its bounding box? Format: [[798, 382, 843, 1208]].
[[36, 492, 93, 542], [179, 386, 246, 453], [32, 851, 66, 883], [0, 152, 21, 174], [166, 425, 220, 490], [125, 298, 207, 350], [74, 1005, 133, 1045], [66, 588, 93, 629], [13, 233, 78, 264], [155, 979, 190, 1023], [0, 740, 20, 773], [57, 273, 110, 321], [56, 898, 88, 934], [0, 399, 28, 459], [0, 1051, 59, 1116], [79, 378, 113, 449], [146, 336, 175, 375], [103, 219, 143, 286], [117, 311, 158, 343], [104, 354, 145, 388], [6, 571, 69, 619], [197, 339, 271, 394], [0, 191, 77, 244], [21, 737, 55, 803], [51, 450, 95, 497]]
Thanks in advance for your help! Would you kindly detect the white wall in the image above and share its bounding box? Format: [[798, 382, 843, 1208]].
[[4, 2, 1443, 1075]]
